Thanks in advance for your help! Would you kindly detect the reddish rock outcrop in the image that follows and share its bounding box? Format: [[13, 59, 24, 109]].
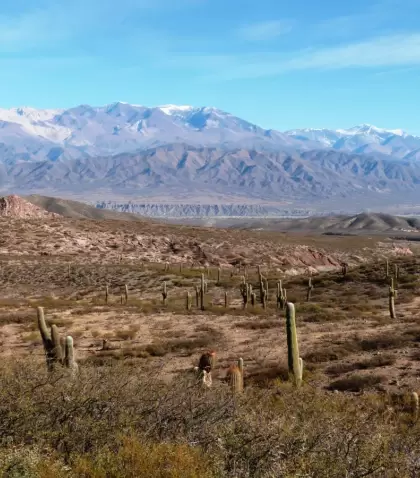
[[0, 195, 58, 219]]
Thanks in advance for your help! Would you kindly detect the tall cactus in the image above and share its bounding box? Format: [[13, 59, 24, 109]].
[[238, 357, 244, 390], [395, 263, 400, 281], [200, 273, 205, 311], [105, 285, 109, 304], [262, 288, 267, 309], [389, 277, 397, 319], [124, 284, 129, 304], [259, 273, 265, 305], [195, 285, 200, 308], [37, 307, 65, 370], [240, 281, 249, 309], [224, 291, 228, 309], [162, 281, 168, 306], [37, 307, 56, 371], [411, 392, 419, 422], [186, 291, 191, 311], [307, 277, 314, 302], [277, 281, 286, 309], [285, 303, 303, 387]]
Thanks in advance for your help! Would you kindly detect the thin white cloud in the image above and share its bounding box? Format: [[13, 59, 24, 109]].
[[166, 32, 420, 80], [287, 33, 420, 70], [236, 20, 293, 41]]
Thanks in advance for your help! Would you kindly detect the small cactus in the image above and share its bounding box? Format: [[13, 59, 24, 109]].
[[286, 303, 303, 387], [217, 268, 221, 285], [224, 291, 228, 309], [105, 285, 109, 304], [124, 284, 129, 304], [341, 263, 348, 276], [227, 365, 243, 394], [251, 292, 256, 307], [64, 336, 79, 375]]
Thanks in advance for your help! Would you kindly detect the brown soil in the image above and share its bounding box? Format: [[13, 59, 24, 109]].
[[1, 215, 420, 396]]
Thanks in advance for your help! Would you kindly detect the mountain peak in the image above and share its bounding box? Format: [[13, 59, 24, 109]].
[[158, 104, 194, 115], [339, 124, 408, 137]]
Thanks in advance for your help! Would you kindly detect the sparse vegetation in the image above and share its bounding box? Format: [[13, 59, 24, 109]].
[[1, 215, 420, 475]]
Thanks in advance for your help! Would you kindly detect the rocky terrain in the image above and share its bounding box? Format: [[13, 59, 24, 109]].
[[2, 193, 420, 476]]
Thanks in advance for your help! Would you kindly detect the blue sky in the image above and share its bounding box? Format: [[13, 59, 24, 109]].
[[1, 0, 420, 133]]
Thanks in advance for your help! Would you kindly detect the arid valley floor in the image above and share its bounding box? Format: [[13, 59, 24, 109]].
[[3, 197, 420, 476]]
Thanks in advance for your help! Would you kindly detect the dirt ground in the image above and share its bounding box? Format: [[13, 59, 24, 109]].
[[1, 217, 420, 395]]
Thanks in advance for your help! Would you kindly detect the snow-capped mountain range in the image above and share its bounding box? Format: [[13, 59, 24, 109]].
[[1, 102, 419, 165], [1, 102, 420, 213]]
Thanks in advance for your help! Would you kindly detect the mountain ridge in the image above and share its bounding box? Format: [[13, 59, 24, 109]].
[[1, 102, 419, 164], [1, 103, 420, 211]]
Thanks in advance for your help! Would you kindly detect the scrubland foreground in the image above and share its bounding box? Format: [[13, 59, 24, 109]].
[[2, 216, 420, 477]]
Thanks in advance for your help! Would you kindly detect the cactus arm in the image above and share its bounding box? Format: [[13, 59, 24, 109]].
[[51, 324, 64, 364], [64, 336, 79, 374]]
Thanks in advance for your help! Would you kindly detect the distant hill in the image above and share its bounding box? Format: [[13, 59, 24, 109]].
[[224, 212, 420, 233], [18, 195, 420, 235], [169, 212, 420, 234], [25, 195, 148, 221]]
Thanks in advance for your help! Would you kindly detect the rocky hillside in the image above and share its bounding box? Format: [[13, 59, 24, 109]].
[[25, 195, 148, 221], [0, 195, 57, 219]]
